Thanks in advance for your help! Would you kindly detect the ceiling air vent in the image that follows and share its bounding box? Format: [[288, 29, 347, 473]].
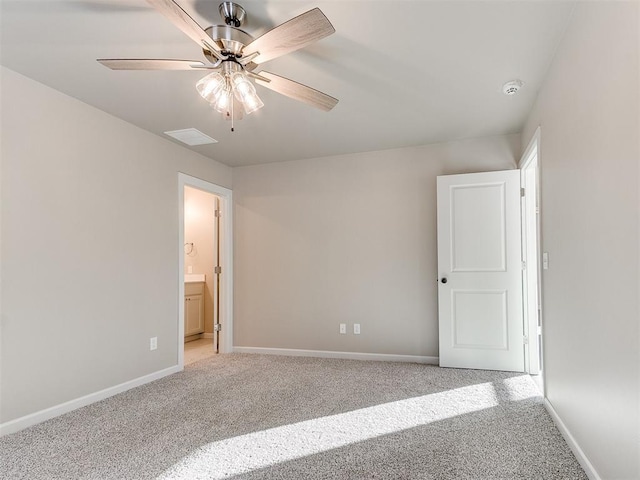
[[164, 128, 218, 146]]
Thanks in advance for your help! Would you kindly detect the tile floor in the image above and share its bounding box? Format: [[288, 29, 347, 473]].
[[184, 337, 217, 365]]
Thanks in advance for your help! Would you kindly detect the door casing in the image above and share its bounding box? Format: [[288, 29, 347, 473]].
[[519, 127, 543, 378]]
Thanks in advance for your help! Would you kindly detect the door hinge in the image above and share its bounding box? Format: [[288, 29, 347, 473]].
[[520, 187, 525, 197], [521, 261, 526, 270], [214, 323, 222, 332], [214, 266, 222, 274], [523, 335, 529, 345], [214, 209, 221, 218]]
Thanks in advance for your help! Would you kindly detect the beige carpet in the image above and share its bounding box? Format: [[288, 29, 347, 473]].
[[0, 354, 587, 479]]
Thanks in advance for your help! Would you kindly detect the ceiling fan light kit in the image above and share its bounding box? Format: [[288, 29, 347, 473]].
[[97, 0, 339, 132], [196, 62, 264, 117]]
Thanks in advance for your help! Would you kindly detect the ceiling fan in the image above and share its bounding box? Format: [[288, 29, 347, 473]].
[[98, 0, 338, 129]]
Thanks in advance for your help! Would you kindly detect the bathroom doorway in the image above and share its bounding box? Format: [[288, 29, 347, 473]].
[[178, 174, 233, 368], [184, 186, 219, 364]]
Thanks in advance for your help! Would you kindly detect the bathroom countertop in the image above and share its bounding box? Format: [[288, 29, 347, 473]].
[[185, 274, 205, 283]]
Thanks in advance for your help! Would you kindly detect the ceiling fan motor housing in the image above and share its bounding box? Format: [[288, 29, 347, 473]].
[[205, 25, 253, 58]]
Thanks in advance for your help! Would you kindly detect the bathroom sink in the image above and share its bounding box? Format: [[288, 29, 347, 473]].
[[184, 273, 205, 283]]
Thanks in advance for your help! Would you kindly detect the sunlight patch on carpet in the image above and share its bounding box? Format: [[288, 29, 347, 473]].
[[502, 376, 540, 402], [157, 380, 512, 479]]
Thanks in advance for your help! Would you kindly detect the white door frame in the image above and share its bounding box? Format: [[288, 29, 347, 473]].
[[519, 127, 543, 377], [178, 173, 233, 368]]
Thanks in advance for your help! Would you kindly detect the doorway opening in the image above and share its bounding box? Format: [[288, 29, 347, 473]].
[[184, 187, 220, 364], [520, 128, 543, 384], [178, 174, 233, 369]]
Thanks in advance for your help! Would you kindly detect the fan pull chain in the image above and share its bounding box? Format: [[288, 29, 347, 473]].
[[231, 96, 235, 132]]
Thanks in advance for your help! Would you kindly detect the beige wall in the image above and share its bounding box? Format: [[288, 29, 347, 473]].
[[0, 67, 232, 423], [522, 2, 639, 478], [233, 134, 520, 356], [184, 186, 217, 334]]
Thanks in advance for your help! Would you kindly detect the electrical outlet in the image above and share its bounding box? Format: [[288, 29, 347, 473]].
[[339, 323, 346, 334], [354, 323, 361, 335], [150, 337, 158, 351], [187, 265, 193, 274]]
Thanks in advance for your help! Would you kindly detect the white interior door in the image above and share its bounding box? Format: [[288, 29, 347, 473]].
[[437, 170, 524, 372]]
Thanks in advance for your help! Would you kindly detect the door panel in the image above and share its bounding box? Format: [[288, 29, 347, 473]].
[[451, 183, 506, 272], [452, 290, 507, 349], [437, 170, 524, 372]]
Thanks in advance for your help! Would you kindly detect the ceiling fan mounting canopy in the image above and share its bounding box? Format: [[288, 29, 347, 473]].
[[219, 1, 246, 27]]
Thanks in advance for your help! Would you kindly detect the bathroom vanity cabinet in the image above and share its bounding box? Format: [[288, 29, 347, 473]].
[[185, 281, 205, 337]]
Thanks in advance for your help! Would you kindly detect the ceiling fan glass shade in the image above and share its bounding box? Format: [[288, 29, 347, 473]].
[[213, 87, 233, 114], [196, 72, 226, 103], [230, 72, 264, 114]]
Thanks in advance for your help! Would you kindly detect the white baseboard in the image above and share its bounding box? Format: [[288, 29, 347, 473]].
[[0, 365, 181, 437], [185, 333, 213, 341], [233, 346, 439, 365], [544, 399, 601, 480]]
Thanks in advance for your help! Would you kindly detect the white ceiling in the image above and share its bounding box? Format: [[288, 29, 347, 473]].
[[0, 0, 575, 167]]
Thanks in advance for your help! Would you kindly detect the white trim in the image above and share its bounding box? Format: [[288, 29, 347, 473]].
[[0, 366, 179, 436], [184, 333, 215, 340], [519, 127, 544, 381], [178, 173, 234, 372], [519, 126, 540, 170], [233, 346, 439, 365], [544, 399, 602, 480]]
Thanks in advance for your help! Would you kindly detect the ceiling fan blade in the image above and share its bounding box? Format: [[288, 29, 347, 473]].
[[97, 59, 205, 70], [255, 71, 338, 112], [243, 8, 335, 65], [145, 0, 223, 56]]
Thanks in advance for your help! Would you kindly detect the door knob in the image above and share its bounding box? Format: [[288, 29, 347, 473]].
[[441, 277, 448, 284]]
